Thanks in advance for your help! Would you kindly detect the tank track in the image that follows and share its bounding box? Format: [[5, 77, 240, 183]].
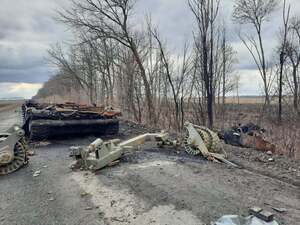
[[0, 138, 28, 175], [184, 125, 221, 156]]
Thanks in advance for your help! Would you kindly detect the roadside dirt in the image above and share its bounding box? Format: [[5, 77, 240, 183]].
[[69, 120, 300, 225], [224, 144, 300, 187], [0, 102, 299, 225], [0, 101, 23, 131]]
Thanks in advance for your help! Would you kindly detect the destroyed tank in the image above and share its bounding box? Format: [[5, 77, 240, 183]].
[[22, 101, 120, 140]]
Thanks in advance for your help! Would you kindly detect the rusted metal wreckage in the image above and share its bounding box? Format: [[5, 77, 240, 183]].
[[220, 123, 275, 153], [22, 101, 121, 140]]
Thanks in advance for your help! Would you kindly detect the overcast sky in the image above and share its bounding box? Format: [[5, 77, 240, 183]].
[[0, 0, 299, 99]]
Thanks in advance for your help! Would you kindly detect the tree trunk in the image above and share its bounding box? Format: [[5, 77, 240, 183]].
[[222, 35, 226, 129], [130, 41, 154, 124], [208, 0, 214, 129], [292, 66, 299, 112], [207, 92, 214, 128], [257, 28, 270, 105], [278, 52, 284, 123]]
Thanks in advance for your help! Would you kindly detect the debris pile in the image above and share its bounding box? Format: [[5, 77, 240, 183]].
[[70, 121, 237, 172]]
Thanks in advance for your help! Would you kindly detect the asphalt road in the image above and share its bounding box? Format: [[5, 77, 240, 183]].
[[0, 105, 104, 225], [0, 105, 22, 131], [0, 103, 299, 225]]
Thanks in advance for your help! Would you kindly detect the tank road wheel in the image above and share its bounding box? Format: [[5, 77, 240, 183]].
[[183, 126, 202, 155], [207, 129, 224, 154], [0, 141, 28, 175], [184, 125, 222, 156]]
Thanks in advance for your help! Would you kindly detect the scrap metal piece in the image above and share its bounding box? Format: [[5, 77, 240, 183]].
[[0, 125, 28, 175], [249, 208, 274, 222], [70, 132, 169, 171]]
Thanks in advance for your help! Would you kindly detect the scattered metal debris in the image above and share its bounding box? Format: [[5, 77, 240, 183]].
[[249, 207, 274, 222], [272, 207, 287, 213], [33, 170, 41, 177], [80, 191, 89, 197], [255, 156, 275, 163], [266, 151, 273, 155], [264, 203, 288, 213]]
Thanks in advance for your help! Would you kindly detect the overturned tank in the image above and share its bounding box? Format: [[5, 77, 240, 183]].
[[22, 101, 120, 140]]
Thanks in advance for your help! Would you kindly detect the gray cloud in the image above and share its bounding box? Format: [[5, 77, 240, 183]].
[[0, 0, 300, 98], [0, 66, 54, 83], [0, 0, 69, 85]]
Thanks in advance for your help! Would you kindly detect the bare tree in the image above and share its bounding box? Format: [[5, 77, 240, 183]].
[[234, 73, 241, 105], [220, 28, 236, 128], [44, 0, 238, 131], [233, 0, 278, 105], [188, 0, 221, 128], [48, 44, 89, 93], [150, 28, 183, 130], [287, 17, 300, 112], [57, 0, 155, 123], [277, 0, 290, 122]]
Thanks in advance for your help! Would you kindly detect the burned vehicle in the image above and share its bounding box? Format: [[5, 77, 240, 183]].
[[219, 123, 275, 153], [22, 101, 120, 140]]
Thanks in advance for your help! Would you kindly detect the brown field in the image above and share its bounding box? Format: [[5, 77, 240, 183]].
[[225, 96, 294, 105], [0, 100, 24, 112], [225, 96, 266, 104]]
